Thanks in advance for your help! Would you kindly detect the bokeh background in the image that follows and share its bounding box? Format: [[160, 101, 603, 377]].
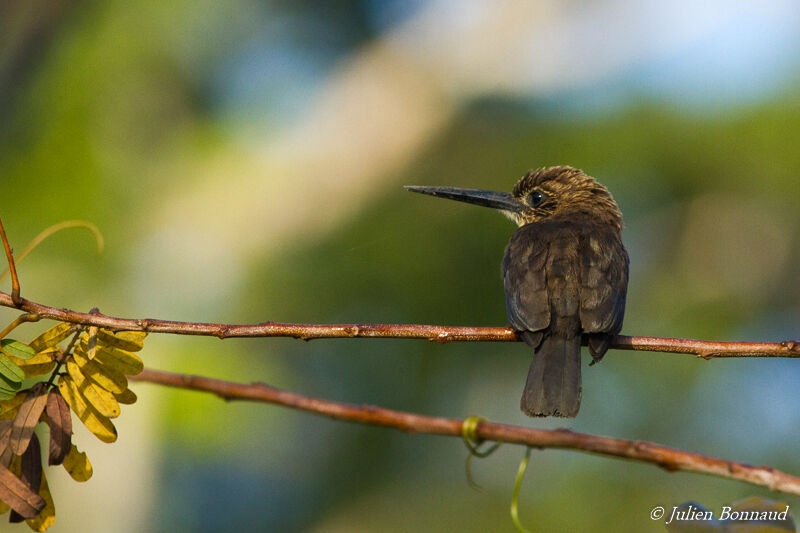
[[2, 1, 800, 531]]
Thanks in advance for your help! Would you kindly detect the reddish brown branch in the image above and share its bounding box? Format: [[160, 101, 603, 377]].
[[0, 290, 798, 358], [0, 218, 21, 305], [131, 368, 800, 496]]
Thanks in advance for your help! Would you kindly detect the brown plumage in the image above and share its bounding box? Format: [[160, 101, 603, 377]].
[[407, 166, 629, 417], [502, 166, 628, 416]]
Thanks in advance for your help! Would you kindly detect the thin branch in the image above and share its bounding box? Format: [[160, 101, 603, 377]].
[[46, 326, 82, 388], [0, 312, 40, 340], [0, 290, 798, 358], [0, 218, 21, 306], [131, 368, 800, 496]]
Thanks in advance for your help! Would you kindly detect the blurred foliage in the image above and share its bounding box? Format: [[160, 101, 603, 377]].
[[1, 1, 800, 532]]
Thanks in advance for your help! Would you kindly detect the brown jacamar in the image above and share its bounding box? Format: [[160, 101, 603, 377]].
[[406, 166, 628, 417]]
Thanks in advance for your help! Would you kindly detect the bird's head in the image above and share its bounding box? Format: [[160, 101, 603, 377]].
[[406, 166, 623, 229]]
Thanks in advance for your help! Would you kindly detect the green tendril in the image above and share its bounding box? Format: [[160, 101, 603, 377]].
[[511, 447, 533, 533], [461, 415, 501, 492], [461, 415, 501, 458]]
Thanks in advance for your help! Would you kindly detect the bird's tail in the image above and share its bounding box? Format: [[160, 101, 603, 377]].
[[520, 334, 582, 417]]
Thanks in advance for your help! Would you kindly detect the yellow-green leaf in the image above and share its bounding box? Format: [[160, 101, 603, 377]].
[[20, 363, 56, 380], [0, 339, 35, 360], [0, 391, 27, 420], [9, 347, 58, 379], [97, 330, 146, 352], [65, 361, 120, 418], [12, 348, 58, 368], [84, 327, 99, 361], [0, 374, 22, 401], [92, 344, 143, 376], [28, 323, 73, 353], [72, 347, 127, 394], [62, 444, 92, 482], [0, 383, 19, 401], [113, 389, 137, 405], [0, 353, 24, 384], [57, 377, 117, 444]]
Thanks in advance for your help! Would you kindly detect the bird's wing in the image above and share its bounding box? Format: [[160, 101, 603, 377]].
[[502, 224, 551, 347], [578, 225, 629, 335]]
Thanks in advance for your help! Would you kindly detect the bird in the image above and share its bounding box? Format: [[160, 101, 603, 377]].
[[406, 166, 629, 417]]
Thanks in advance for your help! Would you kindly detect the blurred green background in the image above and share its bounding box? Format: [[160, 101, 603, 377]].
[[2, 1, 800, 531]]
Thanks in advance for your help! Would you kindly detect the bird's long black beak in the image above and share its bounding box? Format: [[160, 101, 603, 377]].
[[404, 186, 524, 213]]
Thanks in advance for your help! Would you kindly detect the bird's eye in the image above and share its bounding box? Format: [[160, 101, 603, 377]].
[[529, 190, 547, 207]]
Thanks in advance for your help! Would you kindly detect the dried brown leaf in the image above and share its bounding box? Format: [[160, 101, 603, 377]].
[[10, 383, 48, 455], [0, 462, 45, 519], [24, 468, 54, 532], [0, 420, 12, 472], [10, 433, 43, 523], [45, 390, 71, 466], [21, 434, 41, 494], [0, 448, 12, 470], [0, 420, 11, 448]]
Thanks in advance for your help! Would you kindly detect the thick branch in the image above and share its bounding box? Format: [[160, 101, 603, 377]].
[[0, 291, 797, 358], [131, 368, 800, 496]]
